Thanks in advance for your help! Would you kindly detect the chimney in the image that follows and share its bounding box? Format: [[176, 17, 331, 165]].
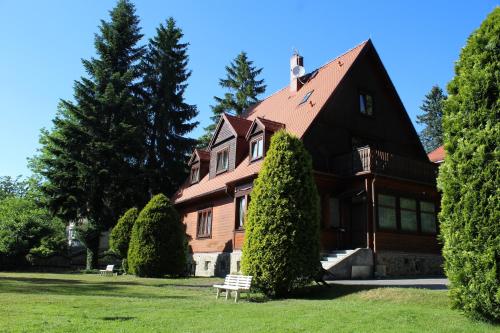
[[290, 51, 304, 93]]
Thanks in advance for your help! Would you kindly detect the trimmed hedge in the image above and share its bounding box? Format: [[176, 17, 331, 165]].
[[127, 194, 186, 277], [109, 207, 138, 258], [438, 7, 500, 322], [241, 130, 320, 297]]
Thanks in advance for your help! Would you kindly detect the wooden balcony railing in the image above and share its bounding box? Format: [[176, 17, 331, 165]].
[[330, 147, 438, 184]]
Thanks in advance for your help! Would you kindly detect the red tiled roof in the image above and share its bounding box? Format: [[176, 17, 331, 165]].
[[244, 40, 369, 137], [196, 149, 210, 161], [224, 113, 253, 137], [428, 145, 445, 163], [174, 40, 370, 204]]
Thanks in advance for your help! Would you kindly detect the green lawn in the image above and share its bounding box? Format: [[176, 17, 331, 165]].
[[0, 272, 498, 333]]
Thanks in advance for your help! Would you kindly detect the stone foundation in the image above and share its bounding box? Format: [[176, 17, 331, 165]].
[[187, 251, 243, 277], [375, 251, 444, 277], [188, 252, 231, 277]]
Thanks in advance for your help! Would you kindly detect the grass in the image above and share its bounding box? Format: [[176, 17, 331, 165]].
[[0, 272, 498, 333]]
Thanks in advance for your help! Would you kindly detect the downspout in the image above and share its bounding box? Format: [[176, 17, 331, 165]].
[[371, 175, 377, 275]]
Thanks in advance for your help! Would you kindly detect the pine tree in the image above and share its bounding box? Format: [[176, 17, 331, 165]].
[[141, 18, 198, 196], [416, 85, 446, 152], [198, 52, 266, 147], [33, 0, 147, 269], [438, 7, 499, 322], [241, 130, 320, 297]]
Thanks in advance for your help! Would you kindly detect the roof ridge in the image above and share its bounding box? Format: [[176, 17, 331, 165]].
[[243, 39, 370, 119], [315, 39, 370, 72]]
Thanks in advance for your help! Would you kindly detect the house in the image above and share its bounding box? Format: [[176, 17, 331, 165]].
[[428, 145, 445, 165], [173, 40, 442, 278]]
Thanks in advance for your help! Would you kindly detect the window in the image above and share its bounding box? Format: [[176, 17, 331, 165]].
[[400, 198, 418, 232], [235, 195, 250, 229], [329, 197, 340, 228], [378, 194, 397, 230], [197, 208, 212, 238], [299, 90, 314, 105], [250, 137, 264, 161], [190, 166, 200, 184], [359, 93, 374, 116], [420, 201, 437, 233], [216, 149, 229, 173], [377, 194, 437, 234]]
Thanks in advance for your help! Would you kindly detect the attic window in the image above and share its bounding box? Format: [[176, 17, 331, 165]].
[[359, 92, 374, 116], [190, 166, 200, 184], [250, 137, 264, 161], [216, 148, 229, 173], [299, 90, 314, 105]]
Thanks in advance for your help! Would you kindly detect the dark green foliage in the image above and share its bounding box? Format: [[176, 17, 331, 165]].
[[438, 7, 500, 323], [199, 52, 266, 147], [141, 18, 198, 196], [33, 0, 148, 268], [241, 130, 320, 297], [0, 176, 28, 200], [127, 194, 186, 277], [75, 221, 101, 270], [417, 85, 446, 152], [109, 207, 138, 258], [0, 197, 66, 261]]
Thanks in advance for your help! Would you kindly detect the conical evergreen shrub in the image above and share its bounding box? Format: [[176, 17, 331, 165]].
[[438, 7, 499, 322], [127, 194, 186, 277], [241, 130, 320, 297], [110, 207, 138, 272]]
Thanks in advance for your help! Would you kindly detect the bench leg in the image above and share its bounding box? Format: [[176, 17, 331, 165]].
[[226, 290, 231, 300], [216, 289, 221, 300], [235, 291, 240, 303]]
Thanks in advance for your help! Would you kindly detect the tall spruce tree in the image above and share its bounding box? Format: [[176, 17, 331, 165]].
[[417, 85, 446, 152], [141, 18, 198, 196], [438, 7, 499, 322], [198, 52, 266, 147], [34, 0, 147, 269]]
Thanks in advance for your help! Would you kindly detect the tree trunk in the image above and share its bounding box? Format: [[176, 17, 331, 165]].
[[85, 237, 100, 270]]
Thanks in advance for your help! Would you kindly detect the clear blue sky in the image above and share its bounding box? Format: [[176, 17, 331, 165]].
[[0, 0, 496, 178]]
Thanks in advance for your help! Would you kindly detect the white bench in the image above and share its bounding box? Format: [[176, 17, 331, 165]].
[[99, 264, 116, 276], [213, 274, 253, 303]]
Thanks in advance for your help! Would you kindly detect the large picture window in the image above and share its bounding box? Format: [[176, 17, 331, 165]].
[[377, 194, 437, 234], [216, 148, 229, 173], [378, 194, 397, 230], [250, 137, 264, 161], [197, 208, 212, 238]]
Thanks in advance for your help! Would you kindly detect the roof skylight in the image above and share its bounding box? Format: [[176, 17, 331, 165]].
[[299, 90, 314, 105]]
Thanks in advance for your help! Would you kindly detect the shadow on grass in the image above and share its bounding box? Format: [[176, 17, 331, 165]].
[[101, 316, 135, 321], [0, 276, 188, 300]]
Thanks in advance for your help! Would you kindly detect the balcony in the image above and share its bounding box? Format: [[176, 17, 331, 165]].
[[331, 146, 438, 184]]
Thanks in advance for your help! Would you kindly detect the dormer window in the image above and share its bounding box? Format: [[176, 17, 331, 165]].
[[359, 92, 374, 116], [216, 148, 229, 173], [190, 166, 200, 184], [250, 137, 264, 161]]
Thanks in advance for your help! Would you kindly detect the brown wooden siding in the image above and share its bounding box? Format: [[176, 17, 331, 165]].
[[303, 46, 427, 173], [375, 232, 440, 253], [180, 195, 234, 253], [213, 120, 234, 145], [234, 231, 245, 250]]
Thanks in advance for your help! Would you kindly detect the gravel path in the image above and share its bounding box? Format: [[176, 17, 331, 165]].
[[328, 278, 449, 290]]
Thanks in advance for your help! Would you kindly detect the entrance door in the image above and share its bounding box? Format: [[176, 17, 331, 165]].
[[350, 196, 367, 248]]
